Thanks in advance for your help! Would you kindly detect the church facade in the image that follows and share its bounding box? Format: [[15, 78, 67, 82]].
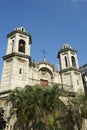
[[0, 27, 84, 93], [0, 27, 85, 130]]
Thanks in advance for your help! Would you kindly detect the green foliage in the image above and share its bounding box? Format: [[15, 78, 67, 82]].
[[47, 115, 62, 130], [68, 92, 87, 130], [8, 84, 87, 130], [0, 107, 6, 130]]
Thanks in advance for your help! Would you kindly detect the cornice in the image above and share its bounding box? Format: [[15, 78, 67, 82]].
[[57, 48, 77, 58], [7, 30, 32, 44], [60, 67, 81, 73], [3, 52, 31, 61], [0, 90, 11, 95], [38, 60, 54, 68]]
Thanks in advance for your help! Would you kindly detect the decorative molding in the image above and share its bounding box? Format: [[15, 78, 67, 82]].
[[7, 30, 32, 44], [60, 67, 80, 73], [3, 52, 31, 61], [57, 48, 77, 58]]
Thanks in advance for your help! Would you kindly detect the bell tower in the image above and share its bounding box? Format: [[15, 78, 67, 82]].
[[6, 27, 32, 56], [58, 44, 84, 92], [1, 27, 32, 90]]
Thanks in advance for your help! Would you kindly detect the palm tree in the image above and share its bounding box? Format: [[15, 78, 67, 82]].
[[80, 93, 87, 119], [24, 85, 43, 130], [41, 84, 67, 130], [8, 84, 71, 130], [8, 87, 29, 130], [68, 92, 87, 130], [8, 85, 44, 130]]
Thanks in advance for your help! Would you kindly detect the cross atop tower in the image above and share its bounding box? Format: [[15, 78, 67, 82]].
[[41, 49, 47, 59]]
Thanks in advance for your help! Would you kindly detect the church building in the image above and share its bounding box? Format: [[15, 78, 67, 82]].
[[0, 27, 85, 130], [0, 27, 84, 93]]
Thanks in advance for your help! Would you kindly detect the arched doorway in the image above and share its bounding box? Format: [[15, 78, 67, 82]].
[[39, 67, 53, 87]]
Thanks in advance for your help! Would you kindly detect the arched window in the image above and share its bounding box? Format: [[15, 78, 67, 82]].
[[65, 56, 68, 67], [71, 56, 76, 67], [18, 40, 25, 53], [19, 68, 22, 74], [12, 40, 14, 52]]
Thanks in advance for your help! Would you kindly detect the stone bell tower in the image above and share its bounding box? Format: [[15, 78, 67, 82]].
[[58, 44, 84, 93], [1, 27, 32, 91]]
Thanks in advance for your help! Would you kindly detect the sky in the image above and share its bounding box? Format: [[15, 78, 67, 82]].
[[0, 0, 87, 81]]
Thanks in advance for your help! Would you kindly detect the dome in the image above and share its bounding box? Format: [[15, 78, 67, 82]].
[[61, 43, 72, 50], [14, 27, 26, 32]]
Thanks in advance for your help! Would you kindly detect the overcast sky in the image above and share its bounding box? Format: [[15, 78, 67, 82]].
[[0, 0, 87, 81]]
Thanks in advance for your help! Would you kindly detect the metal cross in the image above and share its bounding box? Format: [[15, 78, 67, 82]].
[[41, 49, 47, 59]]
